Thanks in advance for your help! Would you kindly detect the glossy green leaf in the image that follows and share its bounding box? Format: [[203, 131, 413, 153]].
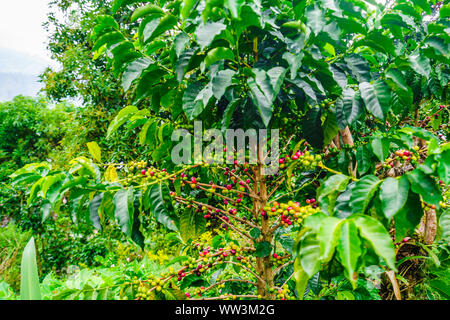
[[196, 22, 227, 49], [212, 69, 235, 99], [122, 57, 153, 92], [143, 14, 177, 43], [301, 107, 323, 149], [317, 216, 343, 262], [146, 183, 179, 231], [371, 137, 390, 162], [255, 241, 272, 258], [204, 47, 235, 69], [379, 176, 410, 220], [407, 169, 442, 206], [179, 208, 206, 242], [182, 81, 205, 120], [20, 237, 41, 300], [107, 105, 139, 138], [86, 141, 102, 163], [350, 175, 382, 214], [131, 4, 164, 22], [299, 233, 321, 277], [353, 216, 396, 270], [408, 53, 431, 79], [394, 191, 423, 241], [113, 188, 135, 237], [337, 220, 361, 288], [359, 79, 391, 120], [439, 209, 450, 242]]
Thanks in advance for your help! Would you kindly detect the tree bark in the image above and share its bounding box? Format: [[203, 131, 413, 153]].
[[254, 163, 274, 299]]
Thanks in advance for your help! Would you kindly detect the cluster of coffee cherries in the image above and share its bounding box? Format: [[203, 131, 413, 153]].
[[271, 253, 290, 266], [127, 160, 147, 171], [185, 286, 207, 298], [133, 274, 165, 300], [394, 148, 418, 162], [179, 242, 245, 279], [382, 147, 419, 169], [262, 199, 320, 226], [278, 150, 322, 171], [269, 285, 294, 300]]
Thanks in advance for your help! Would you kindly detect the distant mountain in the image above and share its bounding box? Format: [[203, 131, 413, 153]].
[[0, 47, 52, 101]]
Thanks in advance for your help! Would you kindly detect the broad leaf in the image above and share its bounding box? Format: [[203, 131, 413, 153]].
[[353, 216, 396, 270], [379, 176, 410, 219], [350, 175, 382, 214], [20, 238, 41, 300]]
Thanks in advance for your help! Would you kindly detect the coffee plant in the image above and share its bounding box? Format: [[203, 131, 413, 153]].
[[7, 0, 450, 300]]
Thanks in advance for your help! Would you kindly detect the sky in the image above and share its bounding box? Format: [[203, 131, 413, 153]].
[[0, 0, 52, 61]]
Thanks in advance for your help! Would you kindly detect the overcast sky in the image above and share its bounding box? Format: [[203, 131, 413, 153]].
[[0, 0, 51, 61]]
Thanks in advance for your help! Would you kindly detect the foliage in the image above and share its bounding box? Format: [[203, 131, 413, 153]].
[[0, 224, 32, 291], [5, 0, 450, 300]]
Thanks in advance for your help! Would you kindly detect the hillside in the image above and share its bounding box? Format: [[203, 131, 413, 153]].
[[0, 48, 50, 101]]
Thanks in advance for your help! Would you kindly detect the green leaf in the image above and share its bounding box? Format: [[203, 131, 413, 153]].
[[294, 258, 309, 300], [182, 81, 204, 120], [354, 216, 396, 270], [20, 237, 41, 300], [394, 191, 423, 241], [342, 88, 363, 126], [306, 5, 325, 35], [179, 208, 206, 242], [107, 105, 139, 138], [317, 174, 350, 215], [298, 233, 321, 277], [113, 188, 135, 237], [122, 57, 153, 92], [371, 137, 390, 162], [196, 22, 227, 49], [255, 241, 272, 258], [146, 183, 179, 231], [283, 51, 304, 80], [408, 53, 431, 79], [344, 54, 371, 82], [225, 0, 244, 18], [173, 32, 190, 57], [204, 47, 235, 69], [439, 209, 450, 242], [131, 4, 164, 22], [359, 79, 391, 120], [86, 141, 102, 163], [249, 227, 260, 239], [337, 220, 361, 288], [212, 69, 235, 99], [350, 175, 382, 214], [317, 217, 342, 262], [385, 68, 413, 106], [411, 0, 431, 14], [379, 176, 410, 220], [89, 193, 103, 230], [176, 48, 196, 83], [301, 107, 323, 149], [356, 30, 396, 56], [181, 0, 198, 19], [143, 13, 177, 43], [356, 145, 371, 175], [93, 31, 124, 51], [407, 169, 442, 206], [323, 110, 339, 146], [437, 150, 450, 184]]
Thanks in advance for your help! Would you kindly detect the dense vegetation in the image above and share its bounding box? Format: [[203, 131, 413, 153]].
[[1, 0, 449, 301]]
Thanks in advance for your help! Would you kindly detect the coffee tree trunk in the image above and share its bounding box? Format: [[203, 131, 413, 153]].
[[253, 162, 275, 299]]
